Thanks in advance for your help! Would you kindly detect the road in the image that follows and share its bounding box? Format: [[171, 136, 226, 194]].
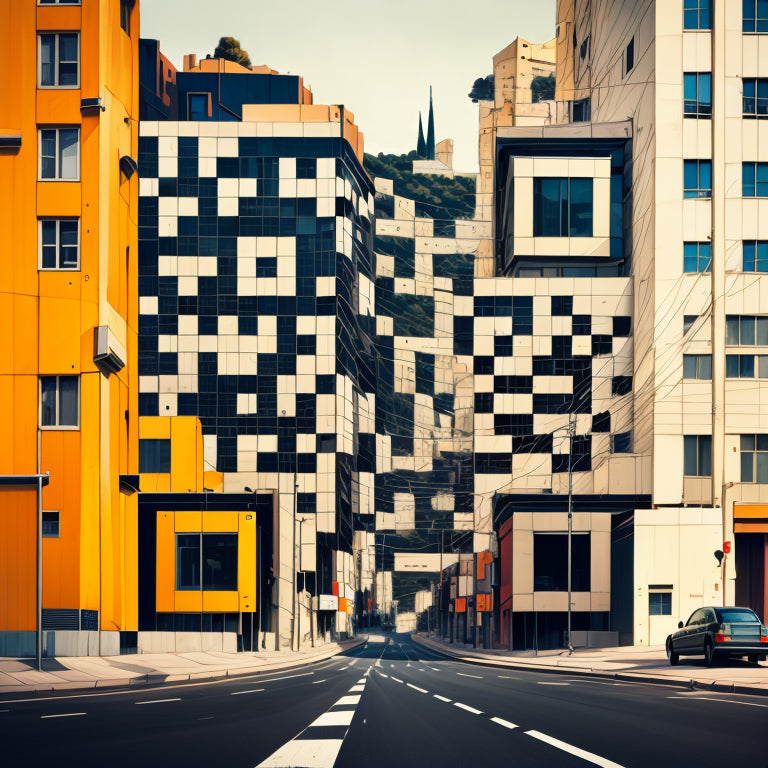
[[1, 633, 767, 767]]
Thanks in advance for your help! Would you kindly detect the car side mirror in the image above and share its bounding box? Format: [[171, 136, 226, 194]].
[[678, 621, 684, 629]]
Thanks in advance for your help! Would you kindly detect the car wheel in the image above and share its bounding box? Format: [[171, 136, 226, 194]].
[[666, 638, 679, 666], [704, 639, 716, 667], [748, 654, 759, 664]]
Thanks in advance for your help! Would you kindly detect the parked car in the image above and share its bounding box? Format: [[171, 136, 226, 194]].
[[666, 606, 768, 666]]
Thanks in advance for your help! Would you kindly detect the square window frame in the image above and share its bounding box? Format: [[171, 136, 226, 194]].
[[39, 374, 80, 430], [38, 126, 80, 181], [37, 32, 80, 89], [38, 217, 80, 271]]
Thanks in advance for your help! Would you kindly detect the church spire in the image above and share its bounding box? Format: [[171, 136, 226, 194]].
[[417, 112, 426, 157], [426, 86, 435, 160]]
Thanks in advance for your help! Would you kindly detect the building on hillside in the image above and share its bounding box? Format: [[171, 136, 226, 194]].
[[136, 43, 375, 649], [0, 0, 139, 657]]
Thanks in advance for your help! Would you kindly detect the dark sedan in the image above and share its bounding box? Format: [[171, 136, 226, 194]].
[[666, 606, 768, 666]]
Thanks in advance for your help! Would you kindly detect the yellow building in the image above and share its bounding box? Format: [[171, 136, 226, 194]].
[[0, 0, 139, 656]]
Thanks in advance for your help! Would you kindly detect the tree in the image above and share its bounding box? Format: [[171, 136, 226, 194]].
[[213, 37, 251, 68], [531, 73, 555, 103], [468, 75, 494, 103]]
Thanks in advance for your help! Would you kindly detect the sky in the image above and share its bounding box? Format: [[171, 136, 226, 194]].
[[140, 0, 557, 173]]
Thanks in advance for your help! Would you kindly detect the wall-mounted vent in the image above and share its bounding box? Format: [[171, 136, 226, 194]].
[[80, 97, 105, 113], [0, 130, 22, 150], [93, 326, 126, 376]]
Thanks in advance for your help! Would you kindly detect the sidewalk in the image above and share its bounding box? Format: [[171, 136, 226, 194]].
[[0, 636, 366, 696], [412, 633, 768, 696]]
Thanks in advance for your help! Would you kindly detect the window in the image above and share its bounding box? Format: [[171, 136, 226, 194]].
[[42, 511, 60, 538], [726, 315, 768, 345], [188, 93, 209, 121], [39, 0, 80, 4], [683, 354, 712, 379], [40, 375, 79, 428], [684, 434, 712, 476], [592, 411, 611, 433], [579, 35, 591, 59], [683, 160, 711, 198], [649, 591, 672, 616], [572, 98, 591, 122], [120, 0, 135, 34], [683, 242, 711, 272], [39, 219, 79, 270], [727, 354, 768, 377], [176, 533, 238, 591], [623, 37, 635, 77], [684, 72, 711, 117], [743, 240, 768, 272], [139, 439, 171, 473], [611, 431, 633, 453], [38, 33, 78, 88], [684, 0, 711, 29], [612, 375, 632, 396], [744, 0, 768, 32], [740, 434, 768, 482], [533, 177, 593, 237], [533, 533, 591, 592], [743, 162, 768, 196], [683, 315, 698, 334], [743, 78, 768, 117], [39, 127, 79, 180]]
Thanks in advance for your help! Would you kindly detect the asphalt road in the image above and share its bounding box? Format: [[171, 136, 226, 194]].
[[2, 633, 767, 768]]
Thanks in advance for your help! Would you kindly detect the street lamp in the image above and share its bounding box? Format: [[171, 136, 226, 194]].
[[0, 473, 50, 670]]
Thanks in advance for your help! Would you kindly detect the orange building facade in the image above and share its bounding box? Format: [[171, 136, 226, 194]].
[[0, 0, 139, 656]]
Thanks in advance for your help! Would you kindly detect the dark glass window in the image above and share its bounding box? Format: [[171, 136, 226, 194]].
[[592, 411, 611, 433], [743, 241, 768, 272], [175, 533, 238, 591], [649, 592, 672, 615], [683, 242, 711, 272], [683, 354, 712, 379], [684, 160, 712, 198], [533, 177, 593, 237], [743, 162, 768, 196], [612, 375, 632, 396], [40, 218, 79, 269], [684, 72, 711, 117], [533, 533, 590, 592], [611, 431, 633, 453], [38, 33, 79, 87], [743, 78, 768, 117], [139, 438, 171, 473], [684, 435, 712, 476], [744, 0, 768, 32], [188, 93, 209, 121], [42, 511, 60, 538], [725, 315, 768, 345], [40, 375, 79, 427], [624, 37, 635, 75], [740, 434, 768, 482], [572, 98, 591, 122], [684, 0, 711, 29], [120, 0, 135, 34]]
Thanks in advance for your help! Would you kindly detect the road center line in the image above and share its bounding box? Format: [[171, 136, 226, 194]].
[[312, 680, 327, 685], [667, 696, 768, 708], [40, 712, 86, 719], [244, 672, 314, 685], [525, 730, 625, 768], [491, 717, 518, 730], [231, 689, 264, 695], [456, 673, 483, 679], [135, 698, 181, 705], [407, 683, 428, 693], [433, 694, 451, 702], [498, 675, 518, 679], [538, 682, 569, 686], [454, 702, 483, 715], [391, 676, 403, 683]]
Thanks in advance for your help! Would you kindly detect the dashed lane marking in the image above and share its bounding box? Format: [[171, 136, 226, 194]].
[[135, 698, 181, 705], [391, 677, 403, 683], [456, 673, 483, 679], [231, 689, 264, 695], [667, 696, 768, 708], [433, 695, 451, 703], [348, 685, 365, 693], [312, 680, 327, 685], [498, 675, 518, 679], [41, 712, 86, 719], [525, 730, 624, 768], [537, 682, 569, 686], [454, 702, 483, 715], [490, 717, 518, 730], [406, 684, 428, 693]]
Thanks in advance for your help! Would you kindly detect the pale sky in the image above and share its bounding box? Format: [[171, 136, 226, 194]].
[[140, 0, 557, 173]]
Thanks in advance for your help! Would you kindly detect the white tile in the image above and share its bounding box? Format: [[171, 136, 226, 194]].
[[217, 137, 238, 157], [178, 197, 198, 217], [158, 157, 177, 177], [279, 157, 296, 178], [218, 178, 239, 197]]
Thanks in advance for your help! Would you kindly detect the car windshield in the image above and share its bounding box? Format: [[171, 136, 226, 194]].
[[718, 608, 760, 623]]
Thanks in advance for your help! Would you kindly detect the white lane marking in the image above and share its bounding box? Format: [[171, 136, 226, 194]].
[[456, 673, 482, 679], [407, 684, 428, 693], [231, 689, 264, 695], [498, 675, 518, 679], [433, 695, 451, 703], [334, 695, 361, 706], [454, 702, 483, 715], [356, 678, 367, 684], [667, 696, 768, 708], [375, 658, 382, 668], [391, 677, 403, 684], [311, 710, 355, 727], [525, 730, 625, 768], [41, 712, 86, 719], [312, 680, 327, 685], [0, 709, 9, 713], [348, 685, 365, 693], [256, 738, 344, 768], [376, 671, 388, 678], [348, 659, 359, 667], [135, 698, 181, 705], [538, 682, 569, 686], [246, 672, 314, 685], [491, 717, 518, 730], [427, 666, 440, 672]]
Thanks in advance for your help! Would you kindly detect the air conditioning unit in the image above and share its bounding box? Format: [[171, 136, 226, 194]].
[[93, 326, 126, 376]]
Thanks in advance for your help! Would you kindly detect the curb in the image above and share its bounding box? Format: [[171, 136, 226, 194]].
[[0, 636, 367, 697], [411, 635, 768, 697]]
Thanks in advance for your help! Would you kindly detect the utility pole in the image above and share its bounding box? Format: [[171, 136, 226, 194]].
[[568, 413, 576, 656], [292, 474, 299, 652]]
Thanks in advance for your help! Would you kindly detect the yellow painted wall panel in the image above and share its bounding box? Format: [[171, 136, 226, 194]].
[[170, 416, 202, 492], [9, 295, 39, 377], [175, 511, 204, 533], [0, 493, 36, 632], [174, 590, 203, 612], [38, 297, 80, 374], [238, 512, 257, 613], [36, 183, 81, 216], [36, 5, 81, 30], [36, 90, 82, 126], [201, 592, 239, 613], [140, 416, 171, 440], [155, 511, 175, 612], [203, 512, 239, 533], [0, 375, 37, 474], [138, 474, 171, 493]]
